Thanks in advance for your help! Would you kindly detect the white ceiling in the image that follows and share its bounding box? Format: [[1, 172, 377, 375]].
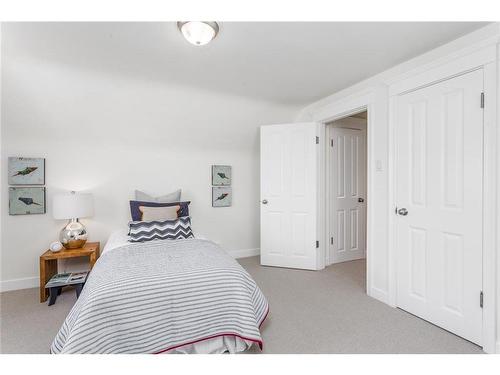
[[3, 22, 488, 106]]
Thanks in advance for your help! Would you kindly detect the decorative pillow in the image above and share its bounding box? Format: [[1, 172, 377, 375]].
[[139, 205, 180, 221], [135, 189, 181, 203], [128, 216, 194, 242], [129, 200, 190, 221]]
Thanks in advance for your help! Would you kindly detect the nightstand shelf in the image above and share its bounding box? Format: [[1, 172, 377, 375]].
[[39, 242, 100, 303]]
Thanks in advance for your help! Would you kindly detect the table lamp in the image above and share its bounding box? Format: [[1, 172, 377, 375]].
[[53, 191, 94, 249]]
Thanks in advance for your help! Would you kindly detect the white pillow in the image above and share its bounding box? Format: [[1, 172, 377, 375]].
[[135, 189, 181, 203]]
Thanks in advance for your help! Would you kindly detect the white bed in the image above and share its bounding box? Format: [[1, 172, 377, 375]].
[[52, 230, 268, 354]]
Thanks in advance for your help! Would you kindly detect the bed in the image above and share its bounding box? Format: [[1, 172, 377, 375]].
[[51, 230, 269, 354]]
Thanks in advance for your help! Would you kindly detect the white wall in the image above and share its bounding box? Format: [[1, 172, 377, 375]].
[[0, 35, 297, 291], [297, 24, 500, 353], [0, 24, 3, 291]]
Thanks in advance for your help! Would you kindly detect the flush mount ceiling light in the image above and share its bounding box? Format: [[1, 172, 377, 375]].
[[177, 21, 219, 46]]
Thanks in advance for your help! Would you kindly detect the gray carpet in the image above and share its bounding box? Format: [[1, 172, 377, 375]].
[[0, 257, 482, 354]]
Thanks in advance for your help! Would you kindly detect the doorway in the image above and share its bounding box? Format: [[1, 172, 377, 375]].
[[326, 111, 368, 267]]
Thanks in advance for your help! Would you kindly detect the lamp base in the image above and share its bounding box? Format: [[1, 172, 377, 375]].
[[60, 218, 88, 249]]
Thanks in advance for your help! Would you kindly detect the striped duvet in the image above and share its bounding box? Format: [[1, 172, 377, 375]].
[[51, 239, 269, 354]]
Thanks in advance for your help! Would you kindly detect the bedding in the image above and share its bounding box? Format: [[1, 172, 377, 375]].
[[102, 229, 210, 255], [129, 200, 190, 221], [51, 237, 269, 354], [135, 189, 182, 203], [128, 216, 194, 242]]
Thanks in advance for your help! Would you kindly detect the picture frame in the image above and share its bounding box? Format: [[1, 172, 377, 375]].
[[211, 165, 231, 186], [212, 187, 232, 207], [9, 187, 46, 215], [8, 157, 45, 185]]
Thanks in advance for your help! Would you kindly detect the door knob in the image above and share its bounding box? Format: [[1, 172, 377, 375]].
[[397, 208, 408, 216], [261, 199, 268, 205], [358, 198, 364, 203]]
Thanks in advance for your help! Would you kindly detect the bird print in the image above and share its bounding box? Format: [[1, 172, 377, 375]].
[[18, 197, 41, 206], [217, 172, 229, 180], [215, 193, 229, 201], [13, 166, 38, 176]]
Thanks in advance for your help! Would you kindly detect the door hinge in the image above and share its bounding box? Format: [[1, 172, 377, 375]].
[[330, 139, 334, 147], [316, 240, 319, 248], [481, 92, 484, 108], [395, 206, 398, 215], [316, 136, 319, 144], [330, 237, 333, 245], [480, 291, 483, 308]]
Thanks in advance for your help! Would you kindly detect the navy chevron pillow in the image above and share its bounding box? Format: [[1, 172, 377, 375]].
[[128, 216, 194, 243]]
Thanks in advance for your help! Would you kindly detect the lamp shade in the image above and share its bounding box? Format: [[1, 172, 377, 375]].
[[53, 191, 94, 220]]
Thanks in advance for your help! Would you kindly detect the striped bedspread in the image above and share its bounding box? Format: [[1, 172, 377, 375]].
[[51, 239, 269, 354]]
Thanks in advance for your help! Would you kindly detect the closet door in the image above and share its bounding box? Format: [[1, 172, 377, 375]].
[[260, 123, 320, 270], [395, 69, 483, 345]]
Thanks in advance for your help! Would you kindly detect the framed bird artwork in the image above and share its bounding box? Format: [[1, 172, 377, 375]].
[[8, 157, 45, 185], [9, 187, 46, 215], [212, 187, 232, 207], [211, 165, 231, 186]]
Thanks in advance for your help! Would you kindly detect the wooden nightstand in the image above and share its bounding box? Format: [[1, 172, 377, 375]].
[[39, 242, 100, 303]]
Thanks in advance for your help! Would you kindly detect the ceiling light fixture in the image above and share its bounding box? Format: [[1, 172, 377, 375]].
[[177, 21, 219, 46]]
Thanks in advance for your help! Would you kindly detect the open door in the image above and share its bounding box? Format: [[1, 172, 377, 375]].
[[260, 123, 321, 270]]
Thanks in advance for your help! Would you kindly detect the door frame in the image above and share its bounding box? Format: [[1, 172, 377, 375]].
[[388, 46, 498, 353], [314, 90, 377, 298], [326, 117, 368, 265]]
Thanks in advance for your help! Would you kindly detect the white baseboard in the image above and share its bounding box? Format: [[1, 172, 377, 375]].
[[0, 276, 39, 293], [228, 248, 260, 259], [368, 286, 391, 306], [0, 249, 261, 292]]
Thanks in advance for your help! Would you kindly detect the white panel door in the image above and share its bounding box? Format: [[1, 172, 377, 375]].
[[260, 123, 319, 270], [330, 127, 367, 264], [395, 69, 483, 345]]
